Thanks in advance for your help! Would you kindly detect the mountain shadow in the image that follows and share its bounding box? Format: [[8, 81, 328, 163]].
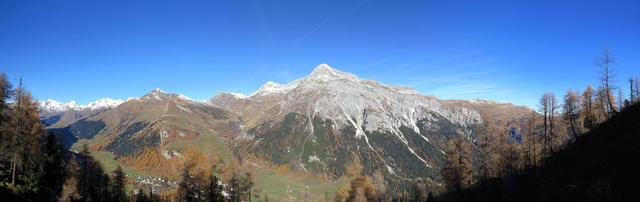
[[437, 102, 640, 202]]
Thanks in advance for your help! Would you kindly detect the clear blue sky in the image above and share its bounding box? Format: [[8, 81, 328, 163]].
[[1, 0, 639, 108]]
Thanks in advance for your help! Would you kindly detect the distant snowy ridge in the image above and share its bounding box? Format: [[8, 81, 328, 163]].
[[40, 88, 211, 114], [38, 98, 124, 113]]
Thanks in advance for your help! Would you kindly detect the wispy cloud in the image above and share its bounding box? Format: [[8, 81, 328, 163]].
[[293, 0, 371, 47], [254, 0, 275, 47], [293, 19, 329, 47], [382, 56, 539, 108], [249, 66, 267, 81], [431, 83, 496, 96]]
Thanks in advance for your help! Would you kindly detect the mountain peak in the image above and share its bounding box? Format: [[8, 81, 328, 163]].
[[38, 98, 123, 113], [307, 64, 359, 82], [311, 63, 334, 73], [309, 64, 338, 77], [141, 88, 171, 101], [151, 88, 166, 94]]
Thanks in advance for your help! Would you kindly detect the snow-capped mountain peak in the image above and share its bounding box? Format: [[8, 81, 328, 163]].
[[85, 98, 124, 110], [38, 98, 123, 113], [249, 80, 300, 97], [308, 64, 358, 82], [38, 99, 80, 112], [152, 88, 166, 94], [241, 64, 481, 139], [142, 88, 171, 101]]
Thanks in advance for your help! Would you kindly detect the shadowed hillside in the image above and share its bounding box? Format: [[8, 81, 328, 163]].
[[437, 102, 640, 202]]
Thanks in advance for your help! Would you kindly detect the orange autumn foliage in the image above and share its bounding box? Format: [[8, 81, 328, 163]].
[[118, 147, 182, 180], [118, 147, 215, 181]]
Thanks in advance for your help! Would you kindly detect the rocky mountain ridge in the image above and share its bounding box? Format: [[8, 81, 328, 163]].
[[40, 64, 533, 185]]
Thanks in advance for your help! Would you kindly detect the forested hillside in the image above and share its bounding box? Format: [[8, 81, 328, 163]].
[[0, 73, 249, 201], [435, 101, 640, 201]]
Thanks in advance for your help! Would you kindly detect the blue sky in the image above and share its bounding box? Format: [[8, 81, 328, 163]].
[[1, 0, 639, 108]]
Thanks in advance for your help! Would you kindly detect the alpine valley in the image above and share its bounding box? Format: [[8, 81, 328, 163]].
[[39, 64, 533, 199]]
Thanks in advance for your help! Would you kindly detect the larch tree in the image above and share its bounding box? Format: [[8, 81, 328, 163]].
[[7, 76, 45, 186], [549, 93, 559, 152], [634, 76, 640, 103], [442, 137, 472, 192], [596, 43, 618, 115], [582, 85, 597, 129], [608, 88, 618, 113], [539, 92, 558, 161], [539, 93, 550, 161], [618, 88, 624, 110], [178, 152, 208, 202], [523, 111, 538, 174], [474, 113, 499, 186], [629, 77, 635, 105], [563, 89, 581, 140], [347, 176, 378, 202], [595, 86, 609, 122]]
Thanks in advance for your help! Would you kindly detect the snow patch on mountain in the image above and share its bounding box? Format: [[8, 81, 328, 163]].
[[216, 92, 247, 99], [249, 64, 481, 136], [242, 64, 482, 166], [38, 99, 80, 112], [85, 98, 124, 110], [249, 81, 301, 97]]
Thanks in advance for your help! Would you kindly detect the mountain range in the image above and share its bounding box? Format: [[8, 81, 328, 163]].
[[39, 64, 533, 185]]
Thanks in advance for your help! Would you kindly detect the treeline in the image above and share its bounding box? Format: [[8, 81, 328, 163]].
[[434, 45, 640, 201]]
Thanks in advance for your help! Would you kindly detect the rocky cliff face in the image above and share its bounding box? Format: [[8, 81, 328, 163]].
[[209, 64, 491, 180], [213, 64, 481, 137]]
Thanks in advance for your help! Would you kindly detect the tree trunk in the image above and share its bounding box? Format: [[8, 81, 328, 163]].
[[11, 153, 17, 185]]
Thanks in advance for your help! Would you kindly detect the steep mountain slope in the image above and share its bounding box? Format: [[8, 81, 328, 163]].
[[47, 89, 239, 179], [442, 99, 534, 141], [210, 64, 514, 182], [44, 64, 532, 189]]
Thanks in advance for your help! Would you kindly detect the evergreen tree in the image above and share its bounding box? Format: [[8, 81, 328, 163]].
[[41, 132, 66, 199], [410, 180, 426, 202], [112, 165, 127, 202], [135, 187, 151, 202], [0, 72, 12, 182], [207, 174, 224, 202]]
